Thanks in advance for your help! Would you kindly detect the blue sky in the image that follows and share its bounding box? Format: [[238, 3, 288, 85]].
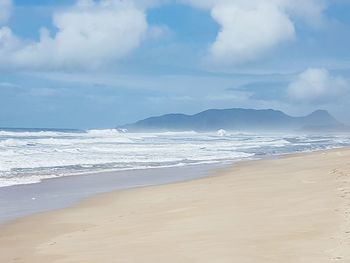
[[0, 0, 350, 129]]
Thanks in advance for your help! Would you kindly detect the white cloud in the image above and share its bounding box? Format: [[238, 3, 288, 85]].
[[0, 26, 20, 50], [0, 0, 331, 69], [0, 0, 148, 70], [287, 68, 348, 103], [210, 2, 295, 64], [0, 0, 12, 24], [183, 0, 327, 65]]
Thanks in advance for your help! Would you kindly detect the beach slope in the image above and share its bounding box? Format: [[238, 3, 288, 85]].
[[1, 149, 350, 262]]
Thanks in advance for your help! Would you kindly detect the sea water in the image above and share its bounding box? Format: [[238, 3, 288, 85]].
[[1, 128, 350, 188]]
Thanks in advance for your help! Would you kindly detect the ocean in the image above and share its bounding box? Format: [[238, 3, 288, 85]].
[[1, 128, 350, 188]]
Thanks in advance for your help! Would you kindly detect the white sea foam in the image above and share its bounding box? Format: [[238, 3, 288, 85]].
[[0, 129, 349, 188], [86, 129, 122, 137], [217, 129, 227, 137], [0, 130, 78, 137]]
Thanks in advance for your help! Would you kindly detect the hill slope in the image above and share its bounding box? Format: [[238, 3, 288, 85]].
[[122, 108, 345, 132]]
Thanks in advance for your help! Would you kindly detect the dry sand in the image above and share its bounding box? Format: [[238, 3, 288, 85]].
[[1, 148, 350, 262]]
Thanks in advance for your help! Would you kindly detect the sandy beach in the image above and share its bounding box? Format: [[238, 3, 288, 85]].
[[1, 148, 350, 262]]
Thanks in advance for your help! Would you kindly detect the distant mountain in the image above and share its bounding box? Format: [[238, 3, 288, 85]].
[[121, 108, 347, 132]]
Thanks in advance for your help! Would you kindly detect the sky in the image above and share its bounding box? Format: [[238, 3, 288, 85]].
[[0, 0, 350, 129]]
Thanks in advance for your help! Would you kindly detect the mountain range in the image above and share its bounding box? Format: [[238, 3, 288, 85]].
[[121, 108, 347, 132]]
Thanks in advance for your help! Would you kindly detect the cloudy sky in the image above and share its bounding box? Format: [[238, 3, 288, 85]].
[[0, 0, 349, 128]]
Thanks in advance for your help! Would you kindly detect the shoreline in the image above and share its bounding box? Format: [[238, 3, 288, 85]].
[[0, 162, 228, 225], [0, 146, 344, 225], [0, 147, 336, 225], [1, 148, 350, 262]]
